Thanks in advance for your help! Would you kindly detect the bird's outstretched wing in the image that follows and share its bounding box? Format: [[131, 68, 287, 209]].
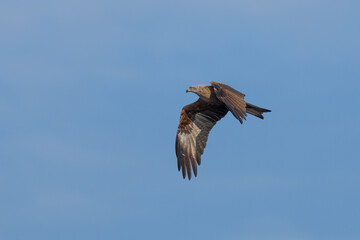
[[210, 81, 247, 124], [176, 99, 228, 180]]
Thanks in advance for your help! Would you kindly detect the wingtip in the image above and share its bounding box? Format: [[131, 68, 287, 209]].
[[238, 118, 246, 124], [192, 168, 197, 179], [178, 161, 199, 180], [187, 170, 192, 180]]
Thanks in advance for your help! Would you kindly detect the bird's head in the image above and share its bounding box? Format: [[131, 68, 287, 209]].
[[186, 85, 213, 102], [186, 85, 208, 94], [186, 85, 198, 93]]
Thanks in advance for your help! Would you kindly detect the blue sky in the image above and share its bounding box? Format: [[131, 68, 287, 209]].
[[1, 0, 360, 239]]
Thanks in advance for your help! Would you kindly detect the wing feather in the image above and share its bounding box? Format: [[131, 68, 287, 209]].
[[210, 81, 247, 124], [176, 99, 228, 180]]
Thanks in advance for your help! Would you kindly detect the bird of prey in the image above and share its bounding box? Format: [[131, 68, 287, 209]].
[[176, 81, 271, 180]]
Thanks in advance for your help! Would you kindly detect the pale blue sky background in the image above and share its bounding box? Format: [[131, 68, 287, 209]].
[[1, 1, 360, 239]]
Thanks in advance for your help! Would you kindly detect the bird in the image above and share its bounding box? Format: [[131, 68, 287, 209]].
[[176, 81, 271, 180]]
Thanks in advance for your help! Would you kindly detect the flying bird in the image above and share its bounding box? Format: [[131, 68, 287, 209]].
[[176, 81, 271, 180]]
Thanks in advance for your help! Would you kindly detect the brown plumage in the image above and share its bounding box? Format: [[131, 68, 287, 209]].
[[176, 81, 271, 180]]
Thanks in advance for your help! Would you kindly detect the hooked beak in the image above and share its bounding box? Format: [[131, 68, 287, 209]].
[[186, 88, 191, 93]]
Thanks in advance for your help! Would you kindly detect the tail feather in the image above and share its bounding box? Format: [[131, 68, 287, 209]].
[[246, 102, 271, 119]]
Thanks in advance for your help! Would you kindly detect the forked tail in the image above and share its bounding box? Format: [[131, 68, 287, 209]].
[[246, 102, 271, 119]]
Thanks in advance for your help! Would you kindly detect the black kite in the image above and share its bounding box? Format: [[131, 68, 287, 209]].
[[176, 81, 271, 180]]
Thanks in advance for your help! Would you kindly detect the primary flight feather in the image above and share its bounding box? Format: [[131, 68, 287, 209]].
[[176, 81, 271, 180]]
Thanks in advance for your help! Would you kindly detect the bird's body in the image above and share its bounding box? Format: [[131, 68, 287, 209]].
[[176, 81, 271, 180]]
